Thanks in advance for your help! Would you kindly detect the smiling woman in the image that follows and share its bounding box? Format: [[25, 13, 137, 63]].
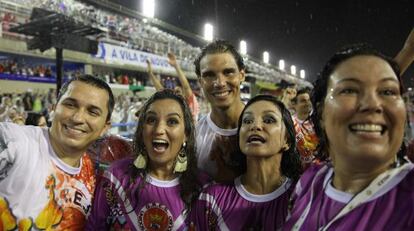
[[284, 44, 414, 231], [86, 89, 207, 230]]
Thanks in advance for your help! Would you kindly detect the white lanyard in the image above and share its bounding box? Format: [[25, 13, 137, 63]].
[[291, 165, 328, 231], [292, 163, 413, 231]]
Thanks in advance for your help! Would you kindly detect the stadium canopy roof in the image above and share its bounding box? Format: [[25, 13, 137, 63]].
[[9, 7, 103, 94]]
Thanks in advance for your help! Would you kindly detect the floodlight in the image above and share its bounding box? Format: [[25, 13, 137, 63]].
[[263, 51, 269, 64], [143, 0, 155, 18], [240, 40, 247, 55], [291, 65, 297, 75], [279, 59, 285, 70], [300, 69, 305, 79], [204, 23, 213, 41]]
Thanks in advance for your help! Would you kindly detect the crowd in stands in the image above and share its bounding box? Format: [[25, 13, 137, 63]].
[[12, 0, 201, 68], [0, 58, 53, 77], [93, 71, 143, 86], [0, 90, 53, 125], [0, 85, 208, 139], [0, 89, 142, 136], [0, 0, 308, 85]]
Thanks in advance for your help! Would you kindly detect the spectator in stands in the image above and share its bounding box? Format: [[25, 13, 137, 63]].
[[0, 75, 113, 230], [12, 95, 24, 112], [1, 12, 16, 32], [3, 105, 17, 121], [22, 91, 33, 111], [284, 44, 414, 230], [278, 79, 297, 114], [193, 40, 246, 182], [25, 112, 47, 127], [11, 114, 25, 125], [0, 96, 24, 124], [109, 94, 128, 134], [192, 95, 301, 229], [147, 52, 200, 121], [109, 73, 116, 83], [86, 89, 206, 230], [0, 95, 12, 118], [1, 105, 25, 125], [125, 96, 142, 134], [45, 66, 52, 77], [292, 88, 319, 170], [121, 74, 129, 85], [32, 93, 43, 112]]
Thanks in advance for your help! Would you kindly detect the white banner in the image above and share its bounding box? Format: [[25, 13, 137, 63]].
[[93, 42, 175, 72]]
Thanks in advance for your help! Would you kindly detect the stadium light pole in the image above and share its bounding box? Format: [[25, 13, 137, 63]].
[[263, 51, 269, 64], [291, 65, 297, 75], [279, 59, 285, 71], [240, 40, 247, 55], [143, 0, 155, 18], [300, 69, 305, 79], [204, 23, 214, 41]]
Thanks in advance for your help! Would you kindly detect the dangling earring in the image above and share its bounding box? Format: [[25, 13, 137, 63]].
[[174, 142, 187, 173], [134, 151, 147, 169]]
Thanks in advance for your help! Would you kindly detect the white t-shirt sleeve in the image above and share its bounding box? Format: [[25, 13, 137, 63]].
[[0, 122, 20, 181]]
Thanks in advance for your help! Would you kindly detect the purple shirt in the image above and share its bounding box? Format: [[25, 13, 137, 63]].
[[284, 163, 414, 230], [191, 176, 293, 230], [86, 158, 206, 231]]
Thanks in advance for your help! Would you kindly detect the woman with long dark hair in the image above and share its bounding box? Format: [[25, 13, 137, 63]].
[[86, 89, 206, 230], [191, 95, 302, 230]]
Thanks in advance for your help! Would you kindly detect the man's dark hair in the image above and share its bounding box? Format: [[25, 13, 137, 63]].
[[278, 79, 296, 90], [194, 40, 245, 77], [292, 88, 311, 104], [57, 74, 114, 121], [25, 112, 44, 126]]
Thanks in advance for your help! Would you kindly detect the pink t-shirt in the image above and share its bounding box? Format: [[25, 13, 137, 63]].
[[284, 163, 414, 230]]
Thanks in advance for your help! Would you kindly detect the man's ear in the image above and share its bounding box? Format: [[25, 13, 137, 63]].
[[100, 121, 111, 137], [239, 69, 246, 82]]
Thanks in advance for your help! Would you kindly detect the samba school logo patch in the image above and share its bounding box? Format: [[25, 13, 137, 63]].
[[138, 203, 173, 231]]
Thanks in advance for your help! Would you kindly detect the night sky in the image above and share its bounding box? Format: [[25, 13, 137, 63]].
[[109, 0, 413, 86]]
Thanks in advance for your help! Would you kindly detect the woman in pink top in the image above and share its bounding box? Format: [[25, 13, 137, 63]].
[[86, 89, 207, 230], [284, 44, 414, 230], [192, 95, 302, 230]]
